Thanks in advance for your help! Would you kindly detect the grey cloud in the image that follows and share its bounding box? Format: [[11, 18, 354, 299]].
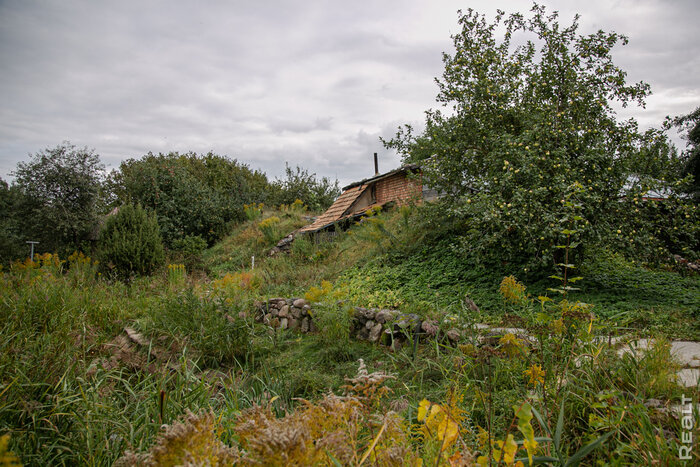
[[1, 0, 698, 184], [267, 117, 333, 134]]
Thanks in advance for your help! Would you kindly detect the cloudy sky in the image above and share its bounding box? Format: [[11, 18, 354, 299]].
[[1, 0, 698, 186]]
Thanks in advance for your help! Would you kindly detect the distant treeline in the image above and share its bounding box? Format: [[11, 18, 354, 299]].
[[0, 143, 340, 263]]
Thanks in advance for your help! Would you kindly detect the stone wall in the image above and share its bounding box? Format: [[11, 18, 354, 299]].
[[254, 298, 462, 346]]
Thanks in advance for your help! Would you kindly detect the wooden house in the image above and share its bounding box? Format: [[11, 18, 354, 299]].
[[299, 163, 424, 234]]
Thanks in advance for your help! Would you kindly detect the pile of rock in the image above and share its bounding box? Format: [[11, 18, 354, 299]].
[[255, 297, 316, 333], [268, 233, 296, 257], [353, 307, 401, 343], [254, 298, 464, 346]]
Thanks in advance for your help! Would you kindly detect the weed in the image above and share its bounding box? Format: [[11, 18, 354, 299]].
[[258, 216, 281, 244]]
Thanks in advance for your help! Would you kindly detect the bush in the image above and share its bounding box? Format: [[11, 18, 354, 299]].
[[10, 142, 104, 255], [0, 178, 24, 265], [171, 234, 207, 270], [98, 204, 164, 279], [114, 152, 270, 247], [270, 164, 340, 211], [385, 5, 692, 271]]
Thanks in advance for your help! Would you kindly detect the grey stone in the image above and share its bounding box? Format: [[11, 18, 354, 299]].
[[277, 300, 286, 308], [677, 368, 700, 387], [366, 320, 375, 330], [270, 308, 279, 317], [644, 398, 663, 408], [280, 318, 288, 330], [278, 305, 290, 318], [421, 320, 439, 337], [288, 318, 299, 330], [617, 338, 654, 357], [368, 323, 383, 342], [293, 298, 308, 308], [291, 307, 302, 319], [301, 317, 310, 333], [465, 297, 480, 313], [375, 309, 397, 323], [356, 327, 370, 340], [394, 313, 422, 333], [474, 323, 490, 330], [446, 329, 461, 342], [355, 307, 376, 320], [286, 298, 294, 306], [670, 341, 700, 368]]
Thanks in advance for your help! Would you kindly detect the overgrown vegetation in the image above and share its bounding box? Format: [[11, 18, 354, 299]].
[[1, 3, 699, 465], [1, 149, 340, 266], [1, 204, 697, 465]]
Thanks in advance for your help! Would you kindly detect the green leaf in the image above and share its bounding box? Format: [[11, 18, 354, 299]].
[[530, 406, 551, 437], [554, 398, 565, 453], [326, 450, 344, 467], [563, 431, 614, 466]]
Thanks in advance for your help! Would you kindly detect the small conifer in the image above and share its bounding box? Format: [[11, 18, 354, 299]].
[[98, 203, 164, 279]]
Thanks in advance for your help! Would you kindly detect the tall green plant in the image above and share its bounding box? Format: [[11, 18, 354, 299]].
[[11, 142, 105, 255], [98, 204, 164, 279], [384, 3, 689, 270]]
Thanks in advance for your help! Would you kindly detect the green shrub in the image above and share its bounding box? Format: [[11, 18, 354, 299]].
[[171, 234, 207, 270], [98, 204, 165, 279], [114, 152, 263, 246], [270, 164, 340, 211]]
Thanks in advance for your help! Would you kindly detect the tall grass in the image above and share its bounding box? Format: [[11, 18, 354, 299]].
[[0, 206, 697, 464]]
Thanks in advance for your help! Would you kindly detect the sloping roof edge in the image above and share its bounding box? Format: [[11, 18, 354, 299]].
[[298, 185, 368, 233], [342, 163, 421, 191]]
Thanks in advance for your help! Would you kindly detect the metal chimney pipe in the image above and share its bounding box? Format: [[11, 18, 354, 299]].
[[374, 153, 379, 175]]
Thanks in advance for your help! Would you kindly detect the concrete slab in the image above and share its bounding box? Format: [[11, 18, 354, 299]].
[[670, 341, 700, 368]]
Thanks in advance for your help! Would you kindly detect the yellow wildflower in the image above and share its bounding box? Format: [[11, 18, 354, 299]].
[[524, 364, 545, 386]]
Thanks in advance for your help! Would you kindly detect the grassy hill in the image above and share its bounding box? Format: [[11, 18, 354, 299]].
[[1, 204, 699, 464]]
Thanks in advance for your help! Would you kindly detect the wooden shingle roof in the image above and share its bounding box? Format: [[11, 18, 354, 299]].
[[299, 185, 368, 233]]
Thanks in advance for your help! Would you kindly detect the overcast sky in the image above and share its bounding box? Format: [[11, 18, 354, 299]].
[[1, 0, 698, 187]]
